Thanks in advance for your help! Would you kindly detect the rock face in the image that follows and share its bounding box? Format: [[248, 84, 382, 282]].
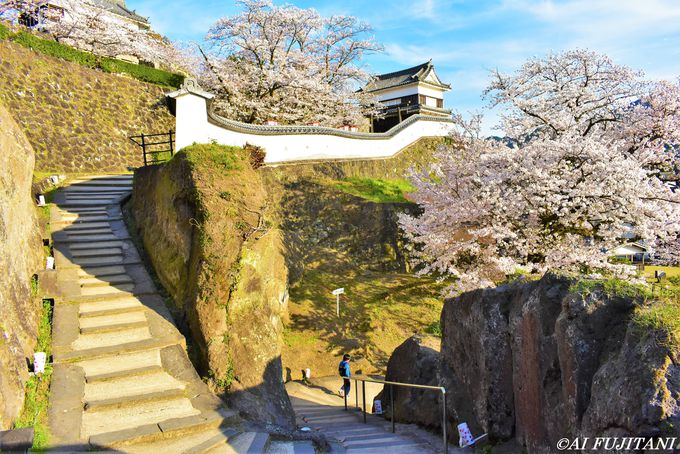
[[0, 40, 174, 172], [0, 103, 42, 429], [131, 145, 294, 428], [383, 274, 679, 452]]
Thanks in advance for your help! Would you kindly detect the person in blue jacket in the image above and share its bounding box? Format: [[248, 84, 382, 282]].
[[338, 354, 351, 397]]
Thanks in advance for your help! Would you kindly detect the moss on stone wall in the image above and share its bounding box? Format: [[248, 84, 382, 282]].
[[0, 40, 175, 172]]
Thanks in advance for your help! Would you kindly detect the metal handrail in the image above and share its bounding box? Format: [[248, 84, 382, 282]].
[[129, 130, 175, 166], [344, 375, 448, 454]]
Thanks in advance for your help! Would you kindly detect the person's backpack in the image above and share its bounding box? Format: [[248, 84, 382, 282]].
[[338, 362, 346, 377]]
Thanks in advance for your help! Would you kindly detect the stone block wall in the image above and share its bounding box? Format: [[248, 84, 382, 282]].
[[0, 103, 42, 429], [0, 40, 174, 173]]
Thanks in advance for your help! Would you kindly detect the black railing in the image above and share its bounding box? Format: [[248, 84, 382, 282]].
[[129, 130, 175, 166], [346, 375, 449, 454]]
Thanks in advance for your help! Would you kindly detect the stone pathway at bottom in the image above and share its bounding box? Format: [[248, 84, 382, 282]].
[[46, 174, 313, 454], [287, 380, 450, 453]]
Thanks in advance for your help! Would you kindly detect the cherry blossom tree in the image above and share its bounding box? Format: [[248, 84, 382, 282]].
[[1, 0, 188, 72], [200, 0, 383, 126], [400, 50, 679, 292]]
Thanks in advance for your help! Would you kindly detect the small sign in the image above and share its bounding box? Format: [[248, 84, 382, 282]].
[[46, 257, 55, 270], [37, 195, 46, 206], [373, 399, 383, 415], [332, 288, 345, 296], [34, 352, 46, 374]]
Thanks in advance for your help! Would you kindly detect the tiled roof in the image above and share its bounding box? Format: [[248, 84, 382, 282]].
[[91, 0, 148, 24], [362, 60, 451, 92]]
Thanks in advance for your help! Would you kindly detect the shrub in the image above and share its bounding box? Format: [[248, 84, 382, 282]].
[[244, 143, 266, 169], [0, 23, 11, 40], [99, 57, 184, 88]]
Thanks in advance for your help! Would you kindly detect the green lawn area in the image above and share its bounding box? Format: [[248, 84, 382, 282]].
[[332, 177, 415, 203], [644, 265, 680, 280]]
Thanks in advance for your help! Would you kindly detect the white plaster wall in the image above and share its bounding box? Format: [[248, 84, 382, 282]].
[[174, 93, 454, 164], [373, 83, 445, 101]]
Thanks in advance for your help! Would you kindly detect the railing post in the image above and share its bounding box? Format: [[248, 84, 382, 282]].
[[169, 129, 174, 157], [355, 379, 358, 409], [362, 380, 366, 424], [141, 133, 147, 167], [390, 384, 395, 433], [344, 384, 348, 411], [442, 388, 448, 454]]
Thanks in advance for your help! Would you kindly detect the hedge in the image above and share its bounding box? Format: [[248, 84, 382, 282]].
[[99, 58, 184, 88], [12, 31, 98, 67], [1, 26, 183, 88]]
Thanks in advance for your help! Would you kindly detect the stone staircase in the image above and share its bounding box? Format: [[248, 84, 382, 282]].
[[46, 175, 303, 453], [287, 381, 441, 453]]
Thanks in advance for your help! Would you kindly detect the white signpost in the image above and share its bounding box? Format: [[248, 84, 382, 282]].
[[332, 288, 344, 317]]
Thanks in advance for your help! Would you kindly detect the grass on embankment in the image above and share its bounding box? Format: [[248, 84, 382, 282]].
[[570, 267, 680, 350], [14, 300, 53, 450], [332, 177, 415, 203], [0, 22, 183, 88], [283, 259, 446, 377]]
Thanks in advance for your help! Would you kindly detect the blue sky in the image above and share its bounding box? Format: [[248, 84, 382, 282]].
[[127, 0, 680, 133]]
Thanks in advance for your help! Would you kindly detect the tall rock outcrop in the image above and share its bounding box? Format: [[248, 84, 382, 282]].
[[130, 144, 294, 428], [381, 274, 679, 453], [0, 103, 42, 429]]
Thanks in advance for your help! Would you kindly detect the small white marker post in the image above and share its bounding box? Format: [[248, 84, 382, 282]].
[[332, 288, 344, 317]]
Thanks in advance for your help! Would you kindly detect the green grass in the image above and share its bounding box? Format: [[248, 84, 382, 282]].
[[14, 300, 53, 450], [569, 277, 653, 300], [181, 143, 243, 173], [425, 320, 442, 337], [4, 28, 183, 88], [0, 22, 11, 40], [633, 299, 680, 350], [332, 177, 415, 203]]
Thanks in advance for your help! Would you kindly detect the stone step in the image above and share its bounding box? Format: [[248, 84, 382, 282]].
[[80, 283, 135, 297], [125, 427, 236, 454], [64, 234, 121, 242], [85, 388, 187, 412], [70, 325, 151, 351], [86, 365, 165, 384], [62, 186, 132, 192], [71, 241, 126, 251], [78, 349, 161, 378], [55, 214, 112, 222], [58, 200, 118, 207], [78, 265, 127, 277], [90, 413, 235, 451], [79, 311, 147, 329], [71, 248, 123, 258], [80, 273, 132, 285], [56, 338, 175, 363], [76, 256, 125, 266], [62, 222, 111, 231], [81, 397, 200, 438], [64, 195, 121, 201], [84, 371, 185, 402], [222, 431, 271, 454], [80, 319, 148, 335], [59, 207, 109, 214], [79, 297, 144, 318]]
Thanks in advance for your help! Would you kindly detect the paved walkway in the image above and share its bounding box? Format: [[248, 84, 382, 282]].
[[46, 175, 304, 453], [287, 380, 445, 453]]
